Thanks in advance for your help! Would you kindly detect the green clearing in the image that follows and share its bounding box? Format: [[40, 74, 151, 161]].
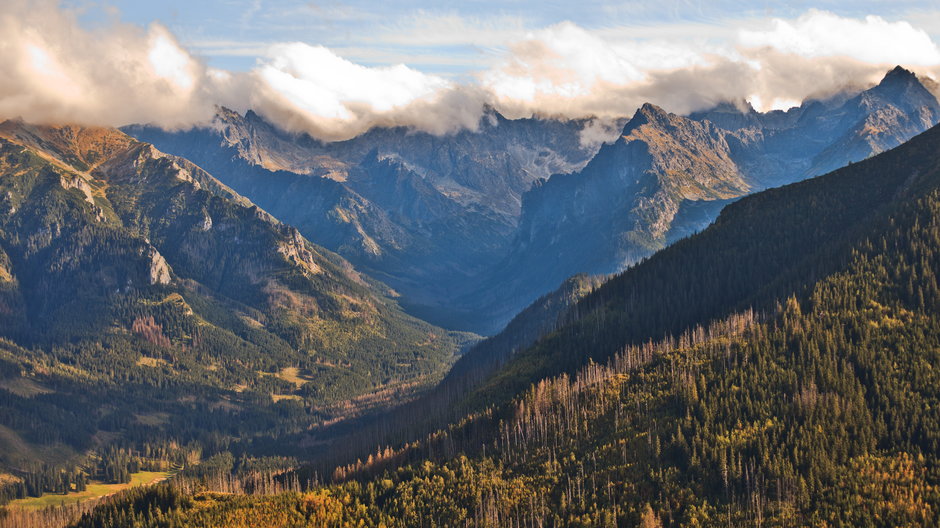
[[275, 367, 311, 389], [8, 470, 173, 510], [258, 367, 312, 389]]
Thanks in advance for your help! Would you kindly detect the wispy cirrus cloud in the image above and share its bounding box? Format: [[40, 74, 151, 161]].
[[186, 40, 273, 57]]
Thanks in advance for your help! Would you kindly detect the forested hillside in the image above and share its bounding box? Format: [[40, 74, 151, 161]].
[[63, 95, 940, 527], [475, 109, 940, 406], [277, 273, 606, 475]]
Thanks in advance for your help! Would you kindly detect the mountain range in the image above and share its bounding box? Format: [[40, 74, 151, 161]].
[[128, 66, 940, 334], [125, 110, 600, 331]]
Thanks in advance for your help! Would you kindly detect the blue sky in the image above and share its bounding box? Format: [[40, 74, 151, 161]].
[[66, 0, 940, 75]]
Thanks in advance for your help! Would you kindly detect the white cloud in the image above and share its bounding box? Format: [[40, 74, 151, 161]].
[[480, 21, 731, 116], [149, 28, 198, 92], [258, 43, 450, 117], [740, 9, 940, 65], [0, 0, 225, 129], [481, 10, 940, 118], [248, 43, 486, 139]]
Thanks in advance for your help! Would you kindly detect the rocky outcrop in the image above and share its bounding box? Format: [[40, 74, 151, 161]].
[[147, 247, 172, 285], [59, 174, 95, 205], [277, 227, 322, 275]]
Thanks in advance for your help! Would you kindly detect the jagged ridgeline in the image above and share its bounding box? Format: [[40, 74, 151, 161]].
[[127, 67, 940, 335], [78, 118, 940, 525], [0, 121, 464, 504]]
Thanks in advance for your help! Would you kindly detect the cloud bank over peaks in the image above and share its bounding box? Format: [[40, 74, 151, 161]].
[[481, 12, 940, 121], [1, 2, 939, 141]]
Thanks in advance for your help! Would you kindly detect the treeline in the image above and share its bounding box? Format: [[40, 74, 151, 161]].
[[283, 117, 940, 487]]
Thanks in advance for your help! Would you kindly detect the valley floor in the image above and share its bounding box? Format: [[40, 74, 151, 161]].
[[7, 470, 174, 510]]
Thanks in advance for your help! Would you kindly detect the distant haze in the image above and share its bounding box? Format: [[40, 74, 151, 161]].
[[2, 1, 940, 140]]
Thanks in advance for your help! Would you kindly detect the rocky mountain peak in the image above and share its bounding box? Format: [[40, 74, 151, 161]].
[[881, 65, 917, 84], [479, 104, 510, 128], [635, 102, 670, 121], [614, 103, 672, 139], [718, 99, 758, 114], [866, 65, 936, 108], [212, 105, 244, 124], [687, 99, 764, 131], [244, 109, 269, 127]]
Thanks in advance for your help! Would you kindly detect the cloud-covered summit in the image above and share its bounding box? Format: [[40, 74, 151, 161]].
[[2, 1, 939, 140]]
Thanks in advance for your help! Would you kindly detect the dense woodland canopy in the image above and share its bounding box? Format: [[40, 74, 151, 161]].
[[46, 101, 940, 526]]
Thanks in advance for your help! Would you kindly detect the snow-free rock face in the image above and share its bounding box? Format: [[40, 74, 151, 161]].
[[689, 66, 940, 187], [147, 247, 172, 285], [806, 67, 940, 176], [277, 227, 322, 276], [467, 104, 749, 330], [204, 107, 600, 219]]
